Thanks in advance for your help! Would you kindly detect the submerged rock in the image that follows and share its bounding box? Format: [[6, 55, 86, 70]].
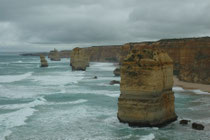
[[93, 76, 98, 79], [113, 68, 120, 76], [110, 80, 120, 85], [48, 48, 61, 61], [180, 120, 191, 125], [70, 47, 89, 71], [117, 48, 177, 127], [192, 123, 204, 130], [40, 54, 48, 67]]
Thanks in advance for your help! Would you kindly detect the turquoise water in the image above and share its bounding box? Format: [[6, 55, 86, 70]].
[[0, 53, 210, 140]]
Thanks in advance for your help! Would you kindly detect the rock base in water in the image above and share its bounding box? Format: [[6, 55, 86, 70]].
[[117, 49, 177, 127], [113, 68, 120, 76], [179, 120, 191, 125], [192, 123, 204, 130], [110, 80, 120, 85], [40, 55, 48, 67]]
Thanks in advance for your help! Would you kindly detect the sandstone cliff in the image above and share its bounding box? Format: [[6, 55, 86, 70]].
[[75, 45, 122, 62], [70, 47, 89, 71], [117, 49, 177, 127], [48, 48, 61, 61], [40, 54, 48, 67], [120, 37, 210, 84]]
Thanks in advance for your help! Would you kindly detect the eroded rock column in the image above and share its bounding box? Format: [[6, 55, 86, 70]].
[[117, 49, 177, 127], [40, 54, 48, 67], [70, 47, 89, 71], [48, 48, 61, 61]]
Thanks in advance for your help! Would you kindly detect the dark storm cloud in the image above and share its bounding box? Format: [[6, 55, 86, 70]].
[[0, 0, 210, 51]]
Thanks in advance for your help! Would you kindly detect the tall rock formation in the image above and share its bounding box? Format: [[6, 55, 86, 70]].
[[118, 49, 177, 127], [48, 48, 61, 61], [40, 54, 48, 67], [70, 47, 89, 71]]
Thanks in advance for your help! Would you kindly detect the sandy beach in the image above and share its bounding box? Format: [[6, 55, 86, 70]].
[[173, 76, 210, 93]]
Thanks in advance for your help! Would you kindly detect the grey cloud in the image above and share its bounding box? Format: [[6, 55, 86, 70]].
[[0, 0, 210, 51]]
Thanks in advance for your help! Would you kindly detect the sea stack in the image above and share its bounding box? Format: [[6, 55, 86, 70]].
[[117, 48, 177, 127], [70, 47, 89, 71], [40, 54, 48, 67], [48, 48, 61, 61]]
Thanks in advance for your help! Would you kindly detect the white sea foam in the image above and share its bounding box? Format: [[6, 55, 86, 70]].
[[0, 72, 33, 83], [172, 87, 185, 92], [0, 84, 55, 99], [0, 98, 87, 139], [173, 86, 210, 95], [68, 89, 120, 98], [140, 133, 155, 140], [47, 99, 88, 106], [89, 62, 116, 71], [96, 83, 119, 87], [0, 97, 46, 110], [17, 60, 22, 63], [190, 89, 210, 95], [31, 71, 84, 86], [0, 97, 46, 139]]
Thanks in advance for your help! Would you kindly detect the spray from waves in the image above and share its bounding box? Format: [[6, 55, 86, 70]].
[[140, 133, 155, 140], [0, 72, 33, 83]]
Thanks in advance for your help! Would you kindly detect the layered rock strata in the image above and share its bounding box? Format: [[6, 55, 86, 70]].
[[120, 37, 210, 84], [70, 47, 89, 71], [40, 55, 48, 67], [117, 49, 177, 127], [48, 48, 61, 61]]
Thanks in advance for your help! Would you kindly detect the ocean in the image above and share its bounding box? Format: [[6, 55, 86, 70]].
[[0, 53, 210, 140]]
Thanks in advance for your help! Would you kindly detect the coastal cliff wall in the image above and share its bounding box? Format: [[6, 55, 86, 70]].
[[120, 37, 210, 84], [79, 45, 122, 62], [118, 49, 177, 127]]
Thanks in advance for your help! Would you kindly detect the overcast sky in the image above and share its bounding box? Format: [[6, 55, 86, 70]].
[[0, 0, 210, 52]]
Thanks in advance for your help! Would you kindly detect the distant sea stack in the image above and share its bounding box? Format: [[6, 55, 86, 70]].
[[40, 54, 48, 67], [70, 47, 89, 71], [48, 48, 61, 61], [117, 48, 177, 127]]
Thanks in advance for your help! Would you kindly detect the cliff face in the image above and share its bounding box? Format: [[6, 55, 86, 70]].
[[70, 47, 89, 71], [48, 49, 61, 61], [40, 55, 48, 67], [118, 49, 177, 127], [120, 37, 210, 84], [78, 45, 122, 62]]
